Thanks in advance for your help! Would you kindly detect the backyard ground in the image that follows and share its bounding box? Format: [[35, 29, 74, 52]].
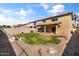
[[0, 29, 72, 56], [10, 33, 67, 56]]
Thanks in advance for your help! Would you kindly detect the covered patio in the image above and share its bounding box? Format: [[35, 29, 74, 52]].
[[36, 21, 61, 34]]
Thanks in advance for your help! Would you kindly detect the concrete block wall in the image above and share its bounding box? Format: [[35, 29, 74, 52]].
[[4, 25, 37, 36]]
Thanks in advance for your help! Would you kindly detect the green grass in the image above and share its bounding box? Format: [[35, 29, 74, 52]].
[[48, 36, 61, 44], [14, 33, 61, 44]]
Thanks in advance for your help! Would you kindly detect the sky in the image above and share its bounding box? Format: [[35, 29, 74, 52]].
[[0, 3, 79, 25]]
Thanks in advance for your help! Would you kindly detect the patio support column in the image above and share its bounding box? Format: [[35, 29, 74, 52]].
[[44, 26, 46, 32]]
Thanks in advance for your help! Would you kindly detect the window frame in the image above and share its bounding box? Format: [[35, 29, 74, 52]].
[[51, 17, 58, 21]]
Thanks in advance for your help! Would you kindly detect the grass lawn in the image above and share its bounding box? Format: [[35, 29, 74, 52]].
[[14, 33, 61, 45]]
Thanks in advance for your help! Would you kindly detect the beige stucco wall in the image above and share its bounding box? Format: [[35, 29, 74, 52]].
[[36, 21, 43, 25], [36, 19, 52, 25], [45, 19, 52, 23], [57, 14, 73, 38], [27, 23, 37, 32]]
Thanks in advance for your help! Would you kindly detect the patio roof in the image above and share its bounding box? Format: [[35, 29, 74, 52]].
[[36, 21, 61, 26]]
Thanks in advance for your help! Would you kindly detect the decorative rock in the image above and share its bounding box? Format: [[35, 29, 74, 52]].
[[12, 37, 15, 40], [19, 37, 25, 40], [9, 38, 14, 42], [47, 48, 58, 55], [15, 37, 19, 41]]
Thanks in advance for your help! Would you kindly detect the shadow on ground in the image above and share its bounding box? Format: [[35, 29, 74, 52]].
[[62, 30, 79, 56], [0, 29, 16, 56]]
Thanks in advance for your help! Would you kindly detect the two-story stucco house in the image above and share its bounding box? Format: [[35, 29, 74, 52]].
[[14, 12, 73, 38]]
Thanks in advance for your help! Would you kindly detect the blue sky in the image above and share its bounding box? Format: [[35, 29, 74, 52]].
[[0, 3, 79, 25]]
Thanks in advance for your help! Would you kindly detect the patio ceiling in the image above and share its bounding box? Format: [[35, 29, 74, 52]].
[[36, 21, 61, 26]]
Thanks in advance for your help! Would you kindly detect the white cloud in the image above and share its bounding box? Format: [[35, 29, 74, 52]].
[[16, 8, 36, 17], [3, 10, 12, 14], [0, 8, 36, 25], [41, 3, 49, 10], [20, 16, 26, 19], [15, 8, 36, 22], [48, 4, 65, 14], [0, 14, 27, 25], [0, 9, 15, 16], [0, 15, 7, 22], [26, 9, 36, 14], [17, 9, 27, 16]]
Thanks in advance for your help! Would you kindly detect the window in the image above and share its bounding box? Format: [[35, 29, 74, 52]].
[[30, 26, 32, 28], [55, 18, 58, 21], [51, 17, 58, 21], [34, 22, 36, 25], [43, 20, 46, 23], [34, 26, 36, 28]]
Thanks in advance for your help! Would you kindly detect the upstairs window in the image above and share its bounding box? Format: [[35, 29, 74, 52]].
[[34, 22, 36, 25], [43, 20, 46, 23], [51, 17, 58, 21]]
